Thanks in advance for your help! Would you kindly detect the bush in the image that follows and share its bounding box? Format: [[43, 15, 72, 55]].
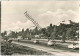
[[1, 42, 15, 55]]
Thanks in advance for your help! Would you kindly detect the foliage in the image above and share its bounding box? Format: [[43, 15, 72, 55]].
[[1, 42, 50, 55], [2, 36, 9, 41], [1, 20, 79, 42], [1, 31, 7, 37], [1, 42, 14, 55]]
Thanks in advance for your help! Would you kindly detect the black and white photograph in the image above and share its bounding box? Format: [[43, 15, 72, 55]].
[[1, 0, 79, 56]]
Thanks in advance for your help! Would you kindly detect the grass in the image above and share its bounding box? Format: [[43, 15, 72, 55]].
[[15, 40, 79, 53], [1, 41, 51, 55], [12, 44, 51, 55]]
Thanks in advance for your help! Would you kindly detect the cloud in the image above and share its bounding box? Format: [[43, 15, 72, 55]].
[[1, 20, 34, 32], [1, 9, 78, 32], [37, 9, 78, 27]]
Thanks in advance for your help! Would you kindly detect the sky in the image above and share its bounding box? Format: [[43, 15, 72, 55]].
[[1, 0, 79, 32]]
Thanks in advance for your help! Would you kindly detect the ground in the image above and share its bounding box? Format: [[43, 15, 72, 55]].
[[1, 39, 79, 56]]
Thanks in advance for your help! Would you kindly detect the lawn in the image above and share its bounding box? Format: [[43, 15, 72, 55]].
[[1, 41, 51, 55], [15, 40, 79, 53]]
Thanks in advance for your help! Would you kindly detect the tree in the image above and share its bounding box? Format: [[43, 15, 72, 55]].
[[9, 31, 16, 38], [1, 31, 7, 37], [25, 28, 30, 33], [3, 36, 9, 41], [46, 24, 54, 37], [66, 28, 72, 40], [62, 32, 66, 42], [22, 29, 24, 33], [51, 31, 56, 40], [1, 33, 4, 37], [50, 23, 53, 28], [15, 32, 18, 38], [34, 27, 39, 35], [21, 29, 26, 39]]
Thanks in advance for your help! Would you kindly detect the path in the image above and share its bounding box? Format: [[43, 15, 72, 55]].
[[12, 41, 79, 56]]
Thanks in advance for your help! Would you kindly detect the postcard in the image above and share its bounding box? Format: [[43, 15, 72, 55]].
[[0, 0, 79, 56]]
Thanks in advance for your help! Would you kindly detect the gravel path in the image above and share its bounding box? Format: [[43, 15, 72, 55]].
[[12, 41, 79, 56]]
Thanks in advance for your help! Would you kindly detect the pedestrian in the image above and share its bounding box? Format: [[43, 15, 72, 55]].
[[18, 39, 20, 42], [8, 40, 13, 43], [53, 40, 56, 49]]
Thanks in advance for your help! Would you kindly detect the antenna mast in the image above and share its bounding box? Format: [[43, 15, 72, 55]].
[[24, 11, 41, 30]]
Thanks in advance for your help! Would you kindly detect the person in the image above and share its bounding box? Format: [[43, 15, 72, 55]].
[[18, 39, 20, 42], [8, 40, 13, 43], [48, 37, 50, 41], [53, 40, 56, 49]]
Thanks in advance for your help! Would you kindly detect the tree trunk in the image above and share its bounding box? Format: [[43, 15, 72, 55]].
[[62, 32, 66, 43]]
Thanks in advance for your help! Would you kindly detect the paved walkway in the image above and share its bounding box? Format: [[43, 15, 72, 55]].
[[12, 41, 79, 56], [20, 39, 78, 47]]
